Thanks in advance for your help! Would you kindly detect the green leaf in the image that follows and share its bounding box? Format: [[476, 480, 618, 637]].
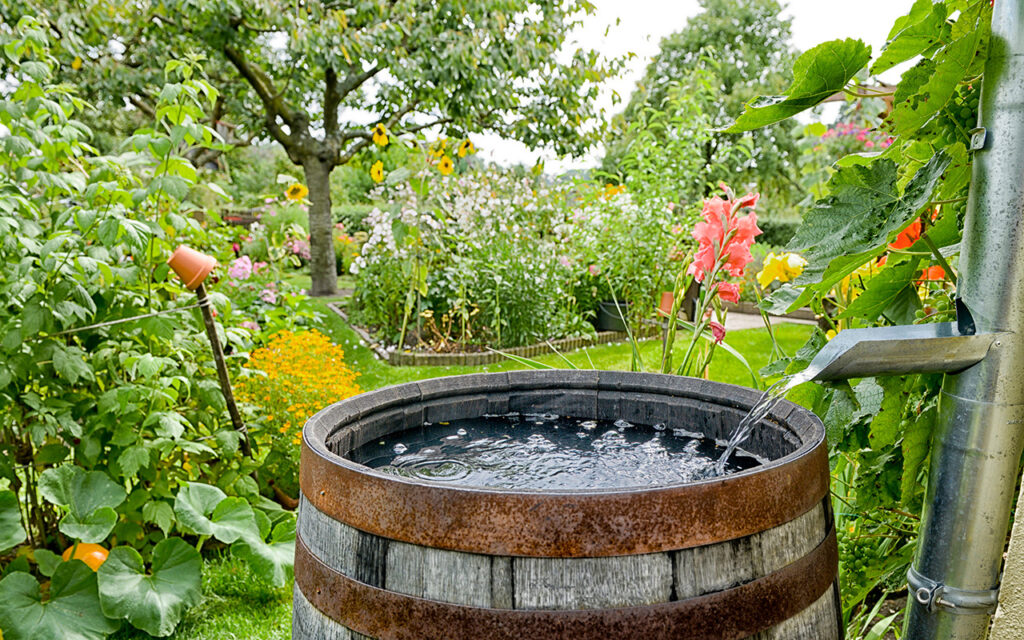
[[173, 483, 259, 543], [785, 152, 950, 309], [117, 445, 151, 479], [142, 501, 175, 537], [891, 2, 989, 136], [97, 538, 201, 637], [39, 467, 126, 542], [34, 549, 62, 578], [871, 0, 947, 74], [0, 561, 119, 640], [722, 39, 871, 132], [39, 467, 126, 518], [230, 519, 296, 588], [869, 377, 908, 448], [902, 397, 936, 505], [52, 345, 92, 384], [838, 259, 921, 321], [0, 490, 26, 552], [60, 507, 118, 543]]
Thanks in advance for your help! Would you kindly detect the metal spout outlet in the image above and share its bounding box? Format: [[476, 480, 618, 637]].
[[804, 322, 999, 383]]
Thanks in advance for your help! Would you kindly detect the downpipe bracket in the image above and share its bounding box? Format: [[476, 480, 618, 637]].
[[908, 566, 999, 615]]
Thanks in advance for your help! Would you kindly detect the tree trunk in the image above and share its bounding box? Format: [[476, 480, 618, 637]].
[[302, 159, 338, 297]]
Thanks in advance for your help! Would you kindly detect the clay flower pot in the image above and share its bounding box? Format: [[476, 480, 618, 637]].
[[168, 245, 217, 290]]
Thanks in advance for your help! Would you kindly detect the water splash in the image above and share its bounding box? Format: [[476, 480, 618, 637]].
[[714, 368, 815, 475]]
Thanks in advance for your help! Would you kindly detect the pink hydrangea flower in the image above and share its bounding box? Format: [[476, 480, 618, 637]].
[[228, 256, 253, 281], [259, 287, 278, 304]]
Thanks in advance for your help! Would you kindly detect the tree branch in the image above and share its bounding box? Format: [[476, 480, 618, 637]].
[[324, 67, 341, 136], [222, 44, 304, 149]]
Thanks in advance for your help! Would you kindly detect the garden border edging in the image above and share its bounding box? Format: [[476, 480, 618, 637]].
[[326, 303, 659, 367]]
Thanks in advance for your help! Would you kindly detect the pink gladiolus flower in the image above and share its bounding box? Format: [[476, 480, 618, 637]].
[[709, 321, 726, 344], [687, 188, 762, 282], [588, 264, 600, 276], [714, 282, 741, 304]]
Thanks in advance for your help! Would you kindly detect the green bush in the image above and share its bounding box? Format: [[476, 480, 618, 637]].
[[756, 218, 800, 248]]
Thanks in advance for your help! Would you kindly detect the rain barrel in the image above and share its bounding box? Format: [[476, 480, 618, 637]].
[[293, 370, 841, 639]]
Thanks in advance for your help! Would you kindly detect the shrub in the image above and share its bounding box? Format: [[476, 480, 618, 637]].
[[236, 331, 361, 496]]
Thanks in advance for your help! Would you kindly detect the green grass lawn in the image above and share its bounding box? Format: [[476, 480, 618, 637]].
[[123, 300, 813, 639]]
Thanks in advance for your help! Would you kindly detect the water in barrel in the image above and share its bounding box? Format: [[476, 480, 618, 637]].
[[351, 413, 764, 490]]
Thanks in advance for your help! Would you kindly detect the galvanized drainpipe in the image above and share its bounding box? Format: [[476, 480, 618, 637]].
[[904, 3, 1024, 637]]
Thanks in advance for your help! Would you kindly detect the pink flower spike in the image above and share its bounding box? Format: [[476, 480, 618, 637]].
[[715, 282, 741, 304], [709, 321, 726, 344]]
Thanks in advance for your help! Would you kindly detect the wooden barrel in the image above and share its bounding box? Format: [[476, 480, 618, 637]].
[[294, 371, 841, 640]]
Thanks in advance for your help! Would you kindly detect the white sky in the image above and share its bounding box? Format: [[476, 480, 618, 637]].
[[477, 0, 915, 171]]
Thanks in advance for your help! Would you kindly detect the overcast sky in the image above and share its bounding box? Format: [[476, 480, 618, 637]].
[[477, 0, 915, 171]]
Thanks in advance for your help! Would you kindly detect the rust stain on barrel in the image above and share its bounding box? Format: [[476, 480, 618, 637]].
[[294, 525, 839, 640], [300, 434, 828, 558]]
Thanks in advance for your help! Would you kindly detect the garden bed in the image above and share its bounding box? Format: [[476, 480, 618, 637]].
[[327, 303, 661, 366]]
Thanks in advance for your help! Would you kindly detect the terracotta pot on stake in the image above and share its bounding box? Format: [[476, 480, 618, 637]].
[[167, 245, 252, 458]]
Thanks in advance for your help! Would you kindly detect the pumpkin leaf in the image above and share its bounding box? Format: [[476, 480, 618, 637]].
[[97, 538, 201, 637], [173, 483, 259, 543], [0, 489, 26, 552], [230, 518, 296, 588], [38, 467, 126, 542], [0, 561, 119, 640]]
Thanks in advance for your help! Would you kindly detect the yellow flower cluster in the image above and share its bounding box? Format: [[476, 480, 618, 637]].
[[756, 252, 807, 288], [237, 331, 361, 446]]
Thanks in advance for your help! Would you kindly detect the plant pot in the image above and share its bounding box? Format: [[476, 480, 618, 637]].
[[595, 300, 630, 332], [167, 245, 217, 290]]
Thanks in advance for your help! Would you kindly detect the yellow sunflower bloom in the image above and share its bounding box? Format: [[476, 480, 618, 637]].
[[457, 139, 475, 158], [437, 155, 454, 176], [372, 123, 388, 147], [71, 56, 83, 71], [429, 138, 448, 159], [370, 160, 385, 183], [285, 183, 308, 201], [756, 252, 808, 289]]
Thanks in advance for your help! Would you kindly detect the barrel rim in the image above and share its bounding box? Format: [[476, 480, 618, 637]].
[[299, 371, 829, 557], [293, 522, 840, 640]]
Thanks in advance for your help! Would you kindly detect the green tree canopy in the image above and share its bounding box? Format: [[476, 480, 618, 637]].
[[21, 0, 621, 295], [605, 0, 800, 202]]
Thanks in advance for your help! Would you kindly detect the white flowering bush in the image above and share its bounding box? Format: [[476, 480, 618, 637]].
[[349, 167, 690, 350]]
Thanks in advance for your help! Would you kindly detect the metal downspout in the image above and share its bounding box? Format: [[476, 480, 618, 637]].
[[905, 3, 1024, 638]]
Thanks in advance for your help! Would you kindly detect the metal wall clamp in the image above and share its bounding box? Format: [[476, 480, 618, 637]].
[[907, 566, 999, 615]]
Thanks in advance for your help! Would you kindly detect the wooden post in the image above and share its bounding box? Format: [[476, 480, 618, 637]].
[[195, 282, 253, 458]]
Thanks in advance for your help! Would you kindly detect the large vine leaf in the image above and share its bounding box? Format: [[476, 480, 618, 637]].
[[38, 466, 126, 542], [0, 490, 26, 552], [230, 518, 296, 588], [98, 538, 201, 637], [173, 482, 259, 543], [869, 377, 909, 449], [0, 561, 120, 640], [782, 152, 950, 311], [722, 39, 871, 132], [890, 1, 990, 136], [838, 258, 922, 322], [871, 0, 948, 75]]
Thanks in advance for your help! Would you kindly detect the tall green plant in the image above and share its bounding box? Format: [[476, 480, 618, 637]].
[[725, 0, 991, 627], [0, 19, 296, 638]]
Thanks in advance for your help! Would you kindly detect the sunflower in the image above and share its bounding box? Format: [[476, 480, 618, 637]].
[[372, 123, 388, 147], [285, 183, 308, 201], [370, 160, 385, 183], [457, 139, 475, 158], [71, 56, 83, 71], [437, 155, 454, 176], [429, 138, 448, 159]]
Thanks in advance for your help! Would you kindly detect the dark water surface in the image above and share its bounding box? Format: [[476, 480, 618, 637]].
[[350, 413, 764, 490]]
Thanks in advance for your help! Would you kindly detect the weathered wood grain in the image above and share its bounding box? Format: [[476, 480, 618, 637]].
[[514, 553, 674, 610]]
